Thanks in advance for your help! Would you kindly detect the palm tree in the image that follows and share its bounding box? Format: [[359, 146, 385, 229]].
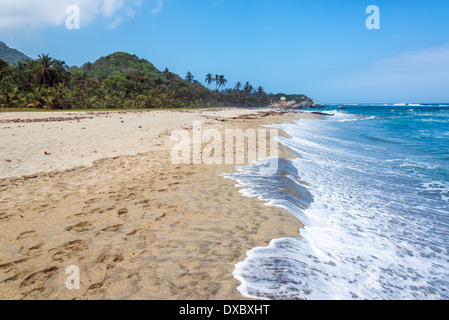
[[127, 71, 147, 94], [243, 82, 253, 94], [134, 71, 146, 83], [163, 67, 174, 82], [235, 81, 242, 93], [53, 59, 70, 85], [2, 60, 34, 92], [0, 87, 23, 108], [214, 74, 220, 90], [217, 75, 227, 91], [53, 59, 69, 72], [205, 73, 213, 88], [257, 86, 265, 96], [84, 62, 93, 75], [34, 54, 52, 85], [27, 86, 49, 109], [34, 54, 60, 87], [186, 71, 194, 83]]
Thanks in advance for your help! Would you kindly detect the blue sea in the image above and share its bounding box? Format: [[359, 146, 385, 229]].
[[224, 103, 449, 300]]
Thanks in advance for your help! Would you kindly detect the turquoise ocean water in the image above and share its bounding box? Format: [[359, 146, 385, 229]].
[[225, 104, 449, 300]]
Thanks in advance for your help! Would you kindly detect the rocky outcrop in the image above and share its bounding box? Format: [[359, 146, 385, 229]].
[[311, 111, 334, 116], [270, 99, 298, 108], [290, 100, 315, 109], [270, 96, 325, 109]]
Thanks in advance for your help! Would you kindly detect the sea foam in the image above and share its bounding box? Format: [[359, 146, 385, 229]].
[[227, 106, 449, 300]]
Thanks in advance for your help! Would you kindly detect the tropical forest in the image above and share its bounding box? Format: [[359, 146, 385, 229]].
[[0, 45, 312, 110]]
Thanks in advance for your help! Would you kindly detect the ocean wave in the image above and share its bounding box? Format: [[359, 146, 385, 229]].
[[418, 119, 449, 123], [420, 181, 449, 203], [229, 113, 449, 300]]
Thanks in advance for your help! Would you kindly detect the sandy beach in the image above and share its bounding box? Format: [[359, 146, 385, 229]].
[[0, 107, 317, 300]]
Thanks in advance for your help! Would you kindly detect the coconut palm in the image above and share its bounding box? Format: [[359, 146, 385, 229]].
[[185, 71, 194, 83], [163, 67, 174, 82], [84, 62, 93, 75], [257, 86, 265, 96], [0, 87, 23, 108], [34, 54, 60, 87], [12, 60, 36, 92], [53, 59, 70, 85], [26, 86, 49, 109], [127, 71, 147, 94], [214, 74, 220, 90], [205, 73, 213, 88], [217, 75, 227, 91], [235, 81, 242, 93], [133, 71, 146, 84], [243, 82, 253, 94]]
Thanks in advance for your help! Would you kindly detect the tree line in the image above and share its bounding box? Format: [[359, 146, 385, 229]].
[[0, 53, 273, 110]]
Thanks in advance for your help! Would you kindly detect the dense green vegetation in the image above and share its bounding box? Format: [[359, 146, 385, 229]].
[[0, 50, 312, 110], [0, 41, 32, 66]]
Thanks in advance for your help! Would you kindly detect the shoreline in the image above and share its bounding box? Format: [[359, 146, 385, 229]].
[[0, 108, 317, 300]]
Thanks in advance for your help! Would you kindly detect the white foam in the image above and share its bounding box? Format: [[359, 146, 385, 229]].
[[230, 117, 449, 300]]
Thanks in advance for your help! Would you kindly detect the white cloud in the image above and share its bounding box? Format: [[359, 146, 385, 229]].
[[102, 0, 124, 18], [0, 0, 143, 32], [362, 45, 449, 84], [151, 0, 163, 15], [321, 44, 449, 102], [106, 15, 124, 30]]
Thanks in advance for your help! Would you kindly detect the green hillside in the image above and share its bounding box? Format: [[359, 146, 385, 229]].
[[1, 49, 316, 110], [0, 41, 32, 65], [83, 52, 165, 80]]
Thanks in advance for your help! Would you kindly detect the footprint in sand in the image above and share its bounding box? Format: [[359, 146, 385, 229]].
[[23, 285, 55, 299], [19, 266, 59, 288], [16, 230, 36, 240], [65, 221, 94, 233], [72, 207, 104, 218], [49, 239, 88, 262], [0, 211, 11, 220], [84, 198, 100, 206], [96, 248, 124, 265], [136, 199, 151, 208], [118, 208, 128, 217], [0, 257, 30, 271], [101, 224, 124, 233], [155, 213, 167, 222], [126, 229, 139, 237], [94, 248, 125, 275], [88, 282, 104, 290], [18, 243, 44, 257]]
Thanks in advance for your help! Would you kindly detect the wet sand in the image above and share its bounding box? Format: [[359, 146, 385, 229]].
[[0, 108, 316, 300]]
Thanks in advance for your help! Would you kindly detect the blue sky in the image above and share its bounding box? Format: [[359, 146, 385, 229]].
[[1, 0, 449, 103]]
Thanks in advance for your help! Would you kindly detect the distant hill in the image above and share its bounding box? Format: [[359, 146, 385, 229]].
[[0, 41, 32, 65], [1, 46, 316, 110], [83, 52, 167, 81]]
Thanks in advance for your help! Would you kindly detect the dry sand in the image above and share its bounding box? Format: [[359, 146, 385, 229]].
[[0, 108, 317, 300]]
